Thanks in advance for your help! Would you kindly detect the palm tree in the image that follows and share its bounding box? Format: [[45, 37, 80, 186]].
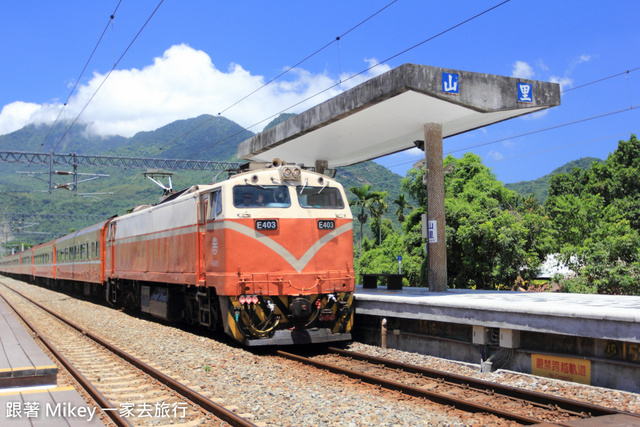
[[370, 192, 389, 245], [349, 185, 385, 257], [393, 194, 411, 223]]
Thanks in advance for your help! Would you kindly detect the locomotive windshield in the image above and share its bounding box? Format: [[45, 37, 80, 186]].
[[233, 185, 291, 208], [297, 186, 345, 209]]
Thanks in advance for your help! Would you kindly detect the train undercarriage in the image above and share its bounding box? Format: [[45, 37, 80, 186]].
[[104, 279, 354, 346], [8, 272, 353, 346]]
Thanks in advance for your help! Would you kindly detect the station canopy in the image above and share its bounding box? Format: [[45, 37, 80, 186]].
[[238, 63, 561, 168]]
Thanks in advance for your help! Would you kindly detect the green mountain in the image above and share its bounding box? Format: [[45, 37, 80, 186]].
[[505, 157, 604, 204], [0, 114, 404, 246], [0, 122, 127, 154], [113, 115, 253, 160]]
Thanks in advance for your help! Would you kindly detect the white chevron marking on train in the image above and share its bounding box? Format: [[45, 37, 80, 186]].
[[221, 221, 352, 273]]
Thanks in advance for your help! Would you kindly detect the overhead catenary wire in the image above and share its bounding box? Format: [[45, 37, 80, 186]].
[[376, 107, 639, 175], [561, 66, 640, 94], [39, 1, 124, 153], [51, 0, 166, 153], [217, 0, 400, 119], [362, 129, 640, 196], [449, 105, 639, 154], [182, 0, 514, 159], [156, 0, 401, 155], [485, 130, 640, 165]]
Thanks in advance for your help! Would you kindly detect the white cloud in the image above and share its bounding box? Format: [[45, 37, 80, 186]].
[[338, 58, 391, 90], [549, 75, 573, 91], [486, 150, 504, 161], [536, 59, 549, 72], [511, 61, 535, 79], [501, 139, 517, 148], [0, 101, 59, 135], [577, 54, 591, 64], [0, 44, 387, 138]]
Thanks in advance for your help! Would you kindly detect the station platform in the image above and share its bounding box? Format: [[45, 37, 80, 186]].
[[0, 386, 103, 425], [352, 286, 640, 393], [354, 286, 640, 343], [0, 297, 57, 390], [0, 294, 104, 425]]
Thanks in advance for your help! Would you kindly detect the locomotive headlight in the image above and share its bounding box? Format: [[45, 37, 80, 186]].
[[239, 295, 247, 304], [251, 295, 259, 305], [280, 166, 301, 180]]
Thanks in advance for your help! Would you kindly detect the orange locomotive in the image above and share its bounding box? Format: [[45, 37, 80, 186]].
[[0, 162, 355, 346]]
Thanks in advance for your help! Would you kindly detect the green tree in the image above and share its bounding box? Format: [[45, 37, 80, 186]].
[[393, 194, 411, 223], [402, 152, 553, 289], [370, 192, 389, 245], [348, 185, 386, 257], [546, 135, 640, 295], [355, 229, 423, 287]]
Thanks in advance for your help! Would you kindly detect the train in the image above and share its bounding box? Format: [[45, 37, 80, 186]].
[[0, 161, 355, 346]]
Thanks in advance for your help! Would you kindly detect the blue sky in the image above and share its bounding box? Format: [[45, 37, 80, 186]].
[[1, 0, 639, 184]]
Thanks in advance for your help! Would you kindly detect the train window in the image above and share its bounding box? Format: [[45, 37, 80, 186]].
[[209, 190, 223, 218], [233, 185, 290, 208], [297, 186, 345, 209], [207, 193, 214, 219], [216, 191, 222, 216], [96, 241, 100, 259]]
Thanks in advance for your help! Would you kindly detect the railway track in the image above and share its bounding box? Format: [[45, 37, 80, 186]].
[[278, 347, 640, 426], [0, 282, 257, 427]]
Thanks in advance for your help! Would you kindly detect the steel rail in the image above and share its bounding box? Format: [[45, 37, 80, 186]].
[[1, 282, 257, 427], [277, 349, 543, 425], [328, 347, 638, 421], [0, 290, 132, 427]]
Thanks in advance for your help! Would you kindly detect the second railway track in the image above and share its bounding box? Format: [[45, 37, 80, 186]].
[[0, 280, 257, 427], [277, 347, 640, 426]]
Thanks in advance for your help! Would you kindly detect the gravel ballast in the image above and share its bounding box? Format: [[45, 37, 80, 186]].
[[1, 277, 639, 426]]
